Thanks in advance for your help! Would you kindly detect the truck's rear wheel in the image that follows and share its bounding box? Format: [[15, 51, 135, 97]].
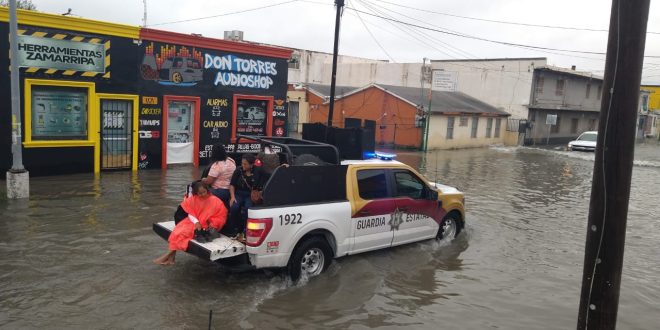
[[287, 237, 332, 281]]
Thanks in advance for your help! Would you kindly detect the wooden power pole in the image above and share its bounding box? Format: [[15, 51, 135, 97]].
[[577, 0, 650, 329], [327, 0, 344, 130]]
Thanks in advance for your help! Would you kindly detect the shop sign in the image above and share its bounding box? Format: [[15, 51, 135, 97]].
[[205, 54, 278, 89], [431, 71, 457, 92], [17, 35, 105, 73]]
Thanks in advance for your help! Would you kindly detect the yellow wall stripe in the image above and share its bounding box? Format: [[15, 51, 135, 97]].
[[71, 36, 85, 42], [45, 69, 57, 74], [89, 38, 101, 44], [62, 70, 76, 75], [104, 41, 110, 50], [103, 72, 111, 78], [105, 55, 111, 67], [82, 72, 98, 77], [18, 29, 26, 34], [32, 31, 47, 38], [26, 67, 38, 73], [52, 34, 67, 40]]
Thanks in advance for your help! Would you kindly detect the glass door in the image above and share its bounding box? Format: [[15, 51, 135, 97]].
[[166, 101, 194, 164]]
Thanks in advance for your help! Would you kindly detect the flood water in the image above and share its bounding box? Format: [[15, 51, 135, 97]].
[[1, 143, 659, 329]]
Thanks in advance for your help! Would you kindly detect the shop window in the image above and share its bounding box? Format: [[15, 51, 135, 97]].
[[232, 95, 274, 143], [597, 85, 603, 100], [236, 99, 268, 135], [167, 101, 193, 143], [31, 86, 88, 140], [586, 84, 591, 99]]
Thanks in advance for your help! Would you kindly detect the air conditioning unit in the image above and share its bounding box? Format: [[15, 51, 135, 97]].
[[223, 30, 244, 41]]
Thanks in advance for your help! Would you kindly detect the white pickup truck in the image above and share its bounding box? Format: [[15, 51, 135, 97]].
[[154, 139, 465, 280]]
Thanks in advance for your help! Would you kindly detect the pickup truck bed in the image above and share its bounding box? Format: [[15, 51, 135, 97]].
[[153, 221, 247, 261]]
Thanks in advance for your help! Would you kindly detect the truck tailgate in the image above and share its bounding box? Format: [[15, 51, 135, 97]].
[[152, 221, 246, 261]]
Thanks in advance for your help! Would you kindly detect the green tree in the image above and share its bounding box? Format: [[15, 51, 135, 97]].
[[0, 0, 37, 10]]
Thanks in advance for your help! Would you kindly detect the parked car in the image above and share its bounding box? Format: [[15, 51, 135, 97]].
[[567, 131, 598, 151]]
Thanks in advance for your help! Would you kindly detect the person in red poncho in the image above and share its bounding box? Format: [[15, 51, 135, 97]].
[[153, 181, 227, 265]]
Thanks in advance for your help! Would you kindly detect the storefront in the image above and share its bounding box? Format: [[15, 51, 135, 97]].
[[0, 8, 291, 176]]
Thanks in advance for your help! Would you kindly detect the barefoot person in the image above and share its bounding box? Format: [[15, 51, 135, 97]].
[[154, 181, 228, 265]]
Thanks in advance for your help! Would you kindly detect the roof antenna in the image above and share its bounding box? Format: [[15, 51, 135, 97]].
[[61, 8, 72, 16], [434, 149, 439, 187]]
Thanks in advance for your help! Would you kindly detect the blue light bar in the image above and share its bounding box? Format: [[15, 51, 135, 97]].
[[363, 151, 397, 160], [375, 151, 396, 160]]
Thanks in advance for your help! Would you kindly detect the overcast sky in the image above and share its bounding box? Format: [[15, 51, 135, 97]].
[[24, 0, 660, 84]]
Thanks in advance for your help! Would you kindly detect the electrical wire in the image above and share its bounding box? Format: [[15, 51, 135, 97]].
[[361, 0, 610, 62], [349, 0, 396, 62], [369, 0, 660, 35], [356, 0, 536, 86], [344, 7, 660, 58], [359, 0, 478, 60], [147, 0, 299, 26]]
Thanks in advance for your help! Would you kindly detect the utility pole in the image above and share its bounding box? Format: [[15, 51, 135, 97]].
[[326, 0, 344, 132], [423, 88, 432, 151], [6, 0, 30, 199], [421, 68, 434, 152], [142, 0, 148, 27], [419, 58, 427, 150], [577, 0, 649, 329]]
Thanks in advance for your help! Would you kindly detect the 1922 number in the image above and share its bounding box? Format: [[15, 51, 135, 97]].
[[279, 213, 302, 226]]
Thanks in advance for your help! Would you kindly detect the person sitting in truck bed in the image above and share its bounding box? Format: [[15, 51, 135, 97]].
[[202, 144, 236, 207], [153, 181, 228, 265], [226, 154, 256, 238]]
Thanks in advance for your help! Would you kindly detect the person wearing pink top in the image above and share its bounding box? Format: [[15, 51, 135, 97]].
[[201, 144, 236, 206]]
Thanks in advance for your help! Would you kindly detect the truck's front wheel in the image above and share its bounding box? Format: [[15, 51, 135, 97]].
[[287, 237, 332, 281]]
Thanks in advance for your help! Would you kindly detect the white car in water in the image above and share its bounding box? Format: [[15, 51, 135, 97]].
[[567, 131, 597, 151]]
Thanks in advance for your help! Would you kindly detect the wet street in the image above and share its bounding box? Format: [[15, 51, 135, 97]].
[[1, 143, 659, 329]]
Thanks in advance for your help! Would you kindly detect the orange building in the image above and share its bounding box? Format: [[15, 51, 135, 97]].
[[305, 83, 510, 149]]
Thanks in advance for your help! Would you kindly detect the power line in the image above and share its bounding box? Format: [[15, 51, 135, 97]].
[[349, 0, 396, 62], [147, 0, 299, 27], [370, 0, 660, 35], [358, 0, 478, 60], [345, 6, 660, 58], [365, 0, 611, 63], [351, 1, 536, 84]]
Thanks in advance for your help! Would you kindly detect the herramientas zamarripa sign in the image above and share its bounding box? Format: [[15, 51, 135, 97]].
[[17, 35, 105, 73]]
